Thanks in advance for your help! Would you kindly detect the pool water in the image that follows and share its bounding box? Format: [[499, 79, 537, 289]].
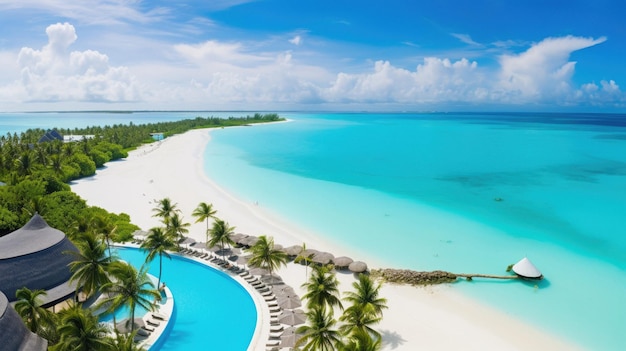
[[111, 247, 257, 350]]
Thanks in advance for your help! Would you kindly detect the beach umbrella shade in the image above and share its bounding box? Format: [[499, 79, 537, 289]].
[[180, 236, 196, 245], [115, 318, 145, 334], [512, 257, 543, 279], [312, 251, 334, 265], [348, 261, 368, 273], [242, 236, 259, 246], [236, 255, 252, 265], [273, 285, 296, 296], [280, 326, 304, 348], [283, 245, 303, 257], [132, 230, 148, 238], [277, 294, 302, 309], [260, 274, 284, 285], [229, 233, 247, 242], [191, 241, 207, 249], [278, 309, 306, 326], [333, 256, 353, 269], [249, 267, 269, 276]]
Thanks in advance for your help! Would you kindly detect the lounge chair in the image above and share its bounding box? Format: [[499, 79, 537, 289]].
[[269, 325, 283, 332], [152, 312, 167, 320], [266, 340, 280, 347], [142, 325, 155, 333], [146, 319, 160, 327], [269, 331, 283, 339]]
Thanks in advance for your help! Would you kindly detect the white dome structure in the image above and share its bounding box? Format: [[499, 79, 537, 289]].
[[512, 257, 543, 280]]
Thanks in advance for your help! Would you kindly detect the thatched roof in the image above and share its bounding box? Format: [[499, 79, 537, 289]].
[[348, 261, 368, 273], [0, 214, 79, 307], [512, 257, 543, 279], [0, 291, 47, 350]]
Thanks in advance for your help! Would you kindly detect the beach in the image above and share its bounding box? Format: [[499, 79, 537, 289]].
[[71, 127, 581, 351]]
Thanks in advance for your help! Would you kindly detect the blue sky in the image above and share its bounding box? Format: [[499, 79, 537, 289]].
[[0, 0, 624, 111]]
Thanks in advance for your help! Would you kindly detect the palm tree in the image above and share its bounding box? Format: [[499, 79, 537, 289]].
[[192, 202, 217, 237], [99, 261, 160, 333], [338, 329, 382, 351], [110, 330, 146, 351], [246, 235, 288, 281], [338, 305, 383, 340], [91, 214, 117, 258], [295, 242, 314, 280], [14, 287, 53, 334], [166, 212, 190, 245], [343, 274, 388, 318], [152, 197, 179, 224], [207, 218, 236, 261], [302, 264, 343, 313], [66, 231, 113, 300], [296, 306, 342, 351], [141, 227, 177, 288], [54, 303, 112, 351]]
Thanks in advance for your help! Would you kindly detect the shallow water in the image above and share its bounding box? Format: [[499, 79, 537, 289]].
[[204, 112, 626, 350]]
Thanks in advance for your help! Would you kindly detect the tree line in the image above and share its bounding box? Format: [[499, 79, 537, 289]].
[[0, 113, 283, 236]]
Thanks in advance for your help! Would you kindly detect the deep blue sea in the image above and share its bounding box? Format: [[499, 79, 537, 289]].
[[2, 111, 625, 350]]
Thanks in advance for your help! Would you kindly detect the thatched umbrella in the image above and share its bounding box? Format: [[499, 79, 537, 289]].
[[191, 241, 207, 249], [283, 245, 303, 257], [132, 230, 148, 238], [180, 237, 196, 245], [512, 257, 543, 279], [241, 236, 259, 247], [312, 251, 334, 265], [280, 326, 304, 348], [230, 233, 247, 243], [277, 309, 306, 326], [333, 256, 354, 269], [273, 285, 296, 297], [278, 294, 302, 309], [348, 261, 368, 273]]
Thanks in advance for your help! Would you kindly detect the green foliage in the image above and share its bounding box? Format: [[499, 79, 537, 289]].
[[41, 191, 88, 230], [89, 149, 111, 168], [71, 153, 97, 177]]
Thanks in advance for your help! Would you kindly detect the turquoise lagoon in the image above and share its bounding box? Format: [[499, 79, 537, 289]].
[[204, 113, 626, 351], [2, 111, 625, 349]]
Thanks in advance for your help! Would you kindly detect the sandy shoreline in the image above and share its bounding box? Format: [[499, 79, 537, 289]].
[[71, 127, 580, 351]]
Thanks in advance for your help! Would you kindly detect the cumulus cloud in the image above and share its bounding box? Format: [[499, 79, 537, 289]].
[[9, 22, 139, 103], [496, 35, 607, 102], [323, 58, 483, 103]]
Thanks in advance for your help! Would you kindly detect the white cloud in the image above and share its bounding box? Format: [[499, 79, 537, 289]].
[[289, 35, 302, 46], [496, 35, 607, 102], [323, 58, 482, 103], [7, 23, 140, 103], [451, 33, 481, 46]]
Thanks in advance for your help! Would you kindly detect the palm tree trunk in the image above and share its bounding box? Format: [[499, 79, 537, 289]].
[[158, 253, 163, 288]]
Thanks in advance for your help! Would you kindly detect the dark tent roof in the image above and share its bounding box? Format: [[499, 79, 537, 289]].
[[0, 291, 48, 351], [0, 214, 78, 307], [37, 129, 63, 143]]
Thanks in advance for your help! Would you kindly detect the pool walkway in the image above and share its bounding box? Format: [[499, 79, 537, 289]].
[[125, 242, 291, 351]]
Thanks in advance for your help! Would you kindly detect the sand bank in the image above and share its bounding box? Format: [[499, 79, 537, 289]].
[[71, 127, 580, 351]]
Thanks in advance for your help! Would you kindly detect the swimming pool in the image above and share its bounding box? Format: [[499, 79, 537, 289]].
[[112, 247, 257, 350]]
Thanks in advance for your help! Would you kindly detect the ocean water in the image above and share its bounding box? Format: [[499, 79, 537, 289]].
[[2, 111, 625, 350], [204, 112, 626, 351]]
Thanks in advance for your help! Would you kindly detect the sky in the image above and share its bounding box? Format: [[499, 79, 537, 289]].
[[0, 0, 625, 112]]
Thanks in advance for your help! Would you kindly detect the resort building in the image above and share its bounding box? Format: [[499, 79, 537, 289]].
[[0, 213, 79, 308], [0, 291, 47, 350]]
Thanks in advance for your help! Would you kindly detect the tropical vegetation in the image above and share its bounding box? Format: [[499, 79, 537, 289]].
[[297, 267, 388, 351], [4, 113, 285, 349], [246, 235, 288, 280]]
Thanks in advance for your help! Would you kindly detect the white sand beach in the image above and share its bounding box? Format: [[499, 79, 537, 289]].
[[71, 127, 580, 351]]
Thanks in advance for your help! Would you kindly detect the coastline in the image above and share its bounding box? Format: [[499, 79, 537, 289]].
[[71, 127, 581, 351]]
